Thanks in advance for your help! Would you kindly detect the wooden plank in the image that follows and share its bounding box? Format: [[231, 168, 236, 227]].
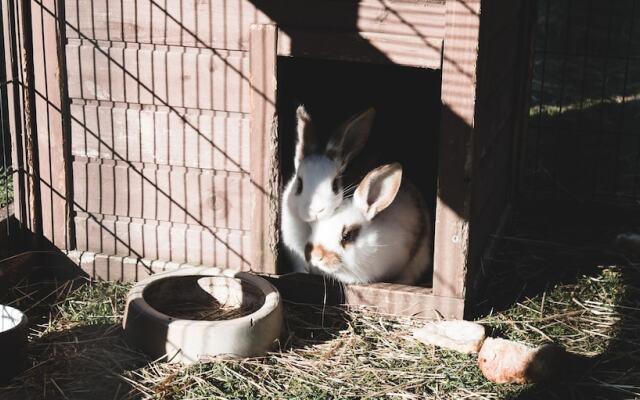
[[344, 283, 464, 318], [18, 0, 72, 248], [70, 103, 251, 172], [1, 0, 28, 226], [65, 0, 269, 50], [432, 0, 481, 299], [249, 25, 279, 274], [18, 0, 43, 239], [65, 250, 205, 282], [465, 1, 535, 303], [65, 41, 250, 113], [264, 273, 464, 319], [277, 29, 442, 69], [72, 159, 252, 230], [64, 0, 443, 51], [74, 212, 252, 269]]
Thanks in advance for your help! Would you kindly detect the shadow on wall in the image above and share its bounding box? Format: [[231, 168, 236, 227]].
[[8, 0, 453, 280]]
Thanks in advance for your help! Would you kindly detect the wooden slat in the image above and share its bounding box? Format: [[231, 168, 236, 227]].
[[74, 212, 251, 269], [65, 250, 204, 281], [64, 0, 444, 51], [277, 29, 442, 69], [344, 284, 464, 318], [249, 25, 279, 274], [65, 42, 250, 113], [465, 1, 535, 303], [65, 0, 269, 50], [264, 273, 464, 319], [70, 103, 250, 172], [432, 0, 481, 299], [2, 0, 28, 226], [20, 0, 71, 248], [72, 159, 251, 230]]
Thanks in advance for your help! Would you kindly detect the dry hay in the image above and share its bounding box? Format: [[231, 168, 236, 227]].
[[0, 260, 638, 399], [157, 301, 257, 322]]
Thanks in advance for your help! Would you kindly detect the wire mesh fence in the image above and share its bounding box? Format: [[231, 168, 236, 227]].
[[1, 0, 13, 214], [524, 0, 640, 205], [0, 0, 29, 258]]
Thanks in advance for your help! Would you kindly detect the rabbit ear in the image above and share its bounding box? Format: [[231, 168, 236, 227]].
[[354, 163, 402, 221], [325, 108, 375, 167], [295, 105, 318, 167]]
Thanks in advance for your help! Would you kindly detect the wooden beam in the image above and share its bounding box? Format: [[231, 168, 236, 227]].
[[16, 0, 71, 248], [264, 273, 465, 319], [249, 24, 279, 273], [432, 0, 481, 300], [277, 29, 442, 69]]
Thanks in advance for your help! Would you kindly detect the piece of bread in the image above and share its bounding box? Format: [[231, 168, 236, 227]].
[[413, 320, 486, 354]]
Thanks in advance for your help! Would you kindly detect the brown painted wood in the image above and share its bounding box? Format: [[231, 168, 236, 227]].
[[432, 0, 481, 300], [74, 212, 251, 269], [65, 0, 443, 51], [70, 103, 251, 172], [65, 41, 250, 113], [277, 29, 442, 69], [3, 0, 28, 226], [65, 249, 196, 282], [263, 0, 445, 39], [264, 273, 464, 319], [249, 24, 279, 274], [72, 159, 252, 230], [17, 0, 70, 248], [66, 250, 158, 282], [465, 0, 535, 303], [18, 0, 43, 239], [5, 0, 535, 320], [65, 0, 269, 51]]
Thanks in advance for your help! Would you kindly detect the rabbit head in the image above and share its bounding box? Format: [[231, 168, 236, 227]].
[[290, 105, 374, 222], [305, 163, 422, 284]]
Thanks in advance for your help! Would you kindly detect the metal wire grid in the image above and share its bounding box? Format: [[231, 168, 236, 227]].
[[1, 0, 30, 254], [525, 0, 640, 205], [1, 0, 13, 229]]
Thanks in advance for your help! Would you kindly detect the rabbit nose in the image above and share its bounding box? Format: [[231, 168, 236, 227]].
[[308, 245, 326, 262], [310, 206, 326, 217]]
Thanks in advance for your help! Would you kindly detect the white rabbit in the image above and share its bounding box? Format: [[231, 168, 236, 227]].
[[305, 163, 431, 284], [281, 105, 375, 272]]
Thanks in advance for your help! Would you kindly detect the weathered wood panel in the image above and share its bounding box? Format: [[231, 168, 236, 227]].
[[65, 0, 444, 51], [70, 103, 250, 172], [277, 30, 442, 69], [74, 212, 251, 269], [264, 273, 465, 319], [268, 0, 445, 38], [19, 0, 71, 247], [432, 0, 481, 300], [72, 159, 252, 230], [466, 0, 535, 303], [65, 250, 207, 281], [2, 0, 27, 225], [66, 41, 250, 113], [249, 24, 278, 274], [65, 0, 269, 50]]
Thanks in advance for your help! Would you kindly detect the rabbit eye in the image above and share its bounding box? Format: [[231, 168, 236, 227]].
[[332, 177, 341, 194], [341, 225, 360, 247], [295, 177, 303, 195]]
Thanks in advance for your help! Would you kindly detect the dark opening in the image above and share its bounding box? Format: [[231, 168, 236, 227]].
[[276, 55, 441, 284]]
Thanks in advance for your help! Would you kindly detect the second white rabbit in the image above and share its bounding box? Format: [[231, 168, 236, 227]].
[[304, 163, 432, 284]]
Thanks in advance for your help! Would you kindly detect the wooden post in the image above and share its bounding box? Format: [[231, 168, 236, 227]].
[[15, 0, 70, 248], [432, 0, 481, 300], [249, 24, 279, 273]]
